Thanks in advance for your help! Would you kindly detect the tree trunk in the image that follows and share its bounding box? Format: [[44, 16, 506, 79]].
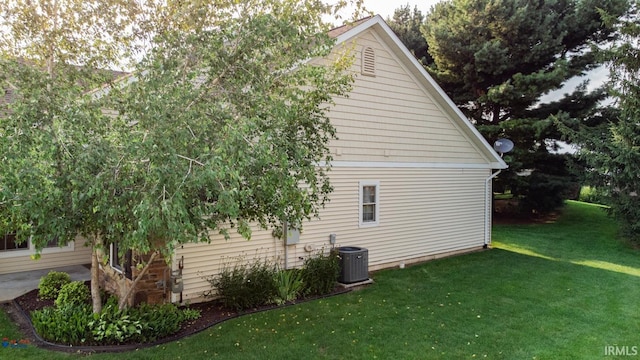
[[91, 248, 102, 314]]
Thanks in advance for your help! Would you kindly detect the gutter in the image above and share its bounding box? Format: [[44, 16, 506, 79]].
[[484, 170, 502, 247]]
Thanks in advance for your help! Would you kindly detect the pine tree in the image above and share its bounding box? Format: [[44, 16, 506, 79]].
[[387, 4, 432, 65], [567, 3, 640, 239], [419, 0, 629, 214]]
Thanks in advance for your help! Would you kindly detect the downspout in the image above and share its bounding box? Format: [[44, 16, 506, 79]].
[[484, 170, 501, 248]]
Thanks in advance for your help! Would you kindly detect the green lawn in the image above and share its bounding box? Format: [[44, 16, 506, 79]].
[[2, 200, 639, 359]]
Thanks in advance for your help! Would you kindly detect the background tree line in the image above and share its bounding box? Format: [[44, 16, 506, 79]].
[[388, 0, 639, 240]]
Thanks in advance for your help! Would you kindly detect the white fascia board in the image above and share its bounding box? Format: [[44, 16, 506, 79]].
[[317, 161, 498, 170]]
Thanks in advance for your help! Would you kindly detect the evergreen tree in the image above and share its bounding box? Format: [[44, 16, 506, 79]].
[[420, 0, 629, 214], [564, 3, 640, 240], [387, 4, 432, 65]]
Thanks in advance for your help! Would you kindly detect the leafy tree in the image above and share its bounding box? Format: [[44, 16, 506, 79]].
[[0, 0, 143, 313], [421, 0, 629, 214], [562, 3, 640, 240], [0, 0, 358, 310], [387, 4, 432, 65]]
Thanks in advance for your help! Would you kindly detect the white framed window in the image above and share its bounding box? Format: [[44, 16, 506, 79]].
[[110, 242, 132, 278], [0, 233, 27, 252], [0, 233, 74, 259], [359, 180, 380, 227]]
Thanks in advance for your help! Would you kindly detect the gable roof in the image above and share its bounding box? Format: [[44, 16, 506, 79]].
[[333, 15, 507, 170], [0, 59, 129, 110]]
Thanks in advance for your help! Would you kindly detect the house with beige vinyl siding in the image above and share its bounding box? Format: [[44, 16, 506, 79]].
[[171, 15, 507, 303], [0, 15, 507, 303], [0, 235, 92, 274]]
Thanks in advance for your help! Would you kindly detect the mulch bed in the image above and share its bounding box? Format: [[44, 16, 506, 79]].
[[3, 284, 351, 353]]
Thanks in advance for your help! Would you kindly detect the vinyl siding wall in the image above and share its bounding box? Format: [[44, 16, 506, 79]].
[[175, 166, 490, 303], [173, 27, 496, 303], [0, 237, 91, 274], [326, 30, 487, 164]]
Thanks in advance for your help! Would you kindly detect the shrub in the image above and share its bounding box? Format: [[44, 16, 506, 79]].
[[132, 303, 183, 342], [207, 260, 277, 310], [128, 303, 200, 342], [55, 281, 90, 308], [273, 269, 304, 305], [89, 297, 142, 344], [579, 186, 607, 205], [301, 251, 339, 296], [31, 304, 93, 345], [180, 307, 202, 321], [38, 271, 71, 300], [32, 294, 200, 345]]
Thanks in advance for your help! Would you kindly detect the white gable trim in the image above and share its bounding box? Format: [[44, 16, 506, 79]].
[[318, 161, 500, 169], [335, 16, 507, 170]]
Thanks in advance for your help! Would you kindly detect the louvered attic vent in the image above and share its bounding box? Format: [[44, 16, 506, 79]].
[[361, 46, 376, 76]]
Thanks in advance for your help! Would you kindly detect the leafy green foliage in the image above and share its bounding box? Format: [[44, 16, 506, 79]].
[[31, 304, 93, 345], [207, 260, 278, 311], [301, 251, 340, 296], [273, 269, 305, 305], [0, 0, 358, 310], [578, 186, 606, 204], [55, 281, 91, 308], [418, 0, 629, 215], [131, 303, 192, 342], [206, 252, 341, 309], [37, 271, 71, 300], [89, 297, 143, 344], [32, 295, 200, 345], [180, 307, 202, 322]]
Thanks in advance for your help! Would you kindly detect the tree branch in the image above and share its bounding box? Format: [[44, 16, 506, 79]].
[[118, 250, 160, 310], [176, 154, 205, 166]]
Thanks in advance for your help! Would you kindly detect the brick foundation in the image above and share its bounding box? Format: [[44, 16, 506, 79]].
[[131, 253, 171, 305], [100, 252, 171, 306]]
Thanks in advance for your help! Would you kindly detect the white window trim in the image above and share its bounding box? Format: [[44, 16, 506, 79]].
[[109, 242, 123, 273], [359, 180, 380, 228], [0, 237, 74, 259]]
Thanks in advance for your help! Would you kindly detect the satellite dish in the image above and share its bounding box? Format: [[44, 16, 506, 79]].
[[494, 138, 514, 154]]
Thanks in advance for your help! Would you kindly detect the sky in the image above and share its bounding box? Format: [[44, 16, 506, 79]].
[[359, 0, 441, 18]]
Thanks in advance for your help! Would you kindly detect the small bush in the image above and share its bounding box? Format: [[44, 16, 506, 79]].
[[273, 269, 304, 305], [89, 297, 142, 344], [180, 307, 202, 321], [31, 304, 93, 345], [207, 260, 277, 311], [133, 303, 180, 342], [38, 271, 71, 300], [301, 251, 339, 296], [127, 303, 200, 342], [32, 294, 200, 346], [579, 186, 607, 204], [55, 281, 90, 308]]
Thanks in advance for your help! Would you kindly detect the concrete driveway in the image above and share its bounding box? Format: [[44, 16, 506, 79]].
[[0, 264, 90, 302]]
